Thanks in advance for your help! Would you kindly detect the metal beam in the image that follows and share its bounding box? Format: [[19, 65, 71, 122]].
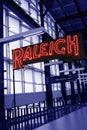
[[50, 74, 78, 83], [43, 0, 55, 17], [3, 0, 39, 28], [84, 80, 87, 83], [78, 77, 87, 80], [79, 73, 87, 76], [56, 0, 74, 30], [65, 28, 87, 36], [68, 63, 76, 105], [44, 61, 63, 66], [59, 62, 67, 105], [40, 0, 53, 108], [59, 67, 84, 73], [0, 27, 46, 44], [74, 0, 87, 28], [56, 10, 87, 22]]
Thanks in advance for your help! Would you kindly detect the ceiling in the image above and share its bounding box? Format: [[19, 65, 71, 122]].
[[43, 0, 87, 45]]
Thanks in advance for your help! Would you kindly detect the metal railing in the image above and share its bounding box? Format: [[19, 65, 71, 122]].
[[0, 93, 87, 130]]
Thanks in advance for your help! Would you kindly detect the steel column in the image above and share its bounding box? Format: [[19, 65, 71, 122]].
[[0, 0, 5, 122], [59, 64, 67, 105], [55, 21, 67, 105], [40, 0, 53, 108], [68, 63, 76, 105]]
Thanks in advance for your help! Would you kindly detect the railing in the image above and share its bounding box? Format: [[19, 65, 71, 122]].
[[0, 93, 87, 130]]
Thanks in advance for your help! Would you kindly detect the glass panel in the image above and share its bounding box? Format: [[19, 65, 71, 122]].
[[21, 0, 28, 12], [41, 62, 45, 70], [35, 85, 42, 92], [22, 26, 29, 32], [30, 8, 37, 20], [65, 82, 71, 90], [25, 83, 33, 92], [64, 63, 69, 75], [9, 17, 19, 34], [15, 70, 21, 80], [43, 85, 46, 91], [57, 83, 61, 91], [32, 36, 39, 44], [24, 69, 32, 82], [42, 74, 45, 84], [35, 72, 42, 84], [9, 41, 20, 59], [23, 37, 31, 46], [15, 82, 22, 93], [33, 63, 41, 69], [11, 81, 13, 94]]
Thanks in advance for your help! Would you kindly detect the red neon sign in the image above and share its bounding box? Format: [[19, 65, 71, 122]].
[[12, 34, 85, 70]]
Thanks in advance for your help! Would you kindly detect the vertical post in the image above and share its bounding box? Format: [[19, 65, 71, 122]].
[[77, 77, 81, 103], [59, 64, 67, 105], [55, 21, 67, 105], [80, 69, 86, 103], [45, 65, 53, 107], [75, 61, 82, 103], [0, 0, 5, 122], [39, 0, 53, 108], [68, 62, 76, 105], [55, 22, 59, 38], [81, 82, 85, 103], [13, 69, 16, 109], [39, 0, 44, 27], [13, 69, 17, 129]]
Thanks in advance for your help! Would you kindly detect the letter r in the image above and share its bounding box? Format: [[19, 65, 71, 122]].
[[12, 48, 24, 69]]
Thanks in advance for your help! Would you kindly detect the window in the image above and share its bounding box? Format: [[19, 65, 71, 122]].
[[3, 0, 64, 94]]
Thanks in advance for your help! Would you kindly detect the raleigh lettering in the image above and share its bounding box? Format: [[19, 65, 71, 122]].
[[12, 35, 84, 70]]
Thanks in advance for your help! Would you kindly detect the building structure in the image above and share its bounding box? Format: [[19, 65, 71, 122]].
[[0, 0, 87, 129]]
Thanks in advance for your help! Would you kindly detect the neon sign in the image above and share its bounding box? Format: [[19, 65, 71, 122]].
[[12, 34, 85, 70]]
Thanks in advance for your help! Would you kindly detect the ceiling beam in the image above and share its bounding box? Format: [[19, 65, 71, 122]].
[[56, 10, 87, 22], [74, 0, 87, 28], [65, 28, 87, 35], [43, 0, 55, 17], [56, 0, 74, 31]]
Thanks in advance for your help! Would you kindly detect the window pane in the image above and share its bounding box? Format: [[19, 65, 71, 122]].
[[35, 85, 42, 92], [9, 17, 19, 34], [25, 83, 33, 92], [15, 82, 22, 93], [35, 72, 42, 84], [15, 70, 21, 80], [21, 0, 28, 11], [24, 69, 32, 82]]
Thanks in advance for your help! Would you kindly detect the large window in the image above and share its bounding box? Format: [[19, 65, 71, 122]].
[[3, 0, 64, 95], [3, 1, 46, 94]]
